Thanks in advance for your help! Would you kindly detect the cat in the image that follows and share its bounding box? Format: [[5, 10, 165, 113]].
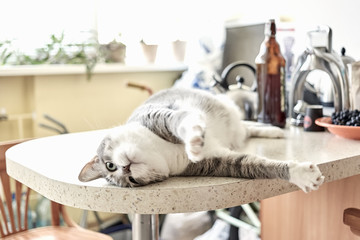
[[78, 88, 324, 193]]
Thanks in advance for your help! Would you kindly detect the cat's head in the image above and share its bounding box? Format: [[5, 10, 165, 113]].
[[78, 124, 170, 187]]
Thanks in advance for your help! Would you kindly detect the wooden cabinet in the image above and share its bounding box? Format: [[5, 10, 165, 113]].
[[0, 64, 186, 141], [261, 174, 360, 240]]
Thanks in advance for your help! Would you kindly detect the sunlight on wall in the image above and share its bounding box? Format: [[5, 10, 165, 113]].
[[0, 0, 96, 52]]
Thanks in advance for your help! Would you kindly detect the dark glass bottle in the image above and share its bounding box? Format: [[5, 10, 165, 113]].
[[255, 19, 286, 128]]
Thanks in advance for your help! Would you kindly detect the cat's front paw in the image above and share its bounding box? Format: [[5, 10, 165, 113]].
[[185, 126, 205, 162], [288, 161, 325, 193], [178, 113, 206, 162]]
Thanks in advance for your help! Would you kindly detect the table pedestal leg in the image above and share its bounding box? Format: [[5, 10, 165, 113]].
[[132, 214, 159, 240]]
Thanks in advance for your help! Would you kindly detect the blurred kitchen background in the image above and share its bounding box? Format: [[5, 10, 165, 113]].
[[1, 0, 360, 238], [1, 0, 360, 140]]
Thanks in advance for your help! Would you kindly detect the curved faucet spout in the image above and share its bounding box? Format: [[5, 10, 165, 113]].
[[289, 48, 350, 126]]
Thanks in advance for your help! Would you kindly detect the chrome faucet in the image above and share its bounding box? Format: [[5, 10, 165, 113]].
[[289, 26, 350, 126]]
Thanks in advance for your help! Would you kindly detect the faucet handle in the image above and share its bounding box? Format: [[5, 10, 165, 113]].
[[294, 100, 308, 115]]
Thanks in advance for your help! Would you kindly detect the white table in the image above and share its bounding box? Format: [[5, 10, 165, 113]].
[[6, 127, 360, 239]]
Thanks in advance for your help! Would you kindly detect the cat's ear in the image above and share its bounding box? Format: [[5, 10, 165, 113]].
[[78, 155, 104, 182]]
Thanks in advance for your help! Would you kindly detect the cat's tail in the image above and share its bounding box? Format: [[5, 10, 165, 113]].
[[179, 152, 324, 193]]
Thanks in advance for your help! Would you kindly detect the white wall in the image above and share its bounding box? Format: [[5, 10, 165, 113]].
[[96, 0, 360, 61], [224, 0, 360, 59]]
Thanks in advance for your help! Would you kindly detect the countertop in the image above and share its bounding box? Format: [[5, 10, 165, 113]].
[[6, 126, 360, 214]]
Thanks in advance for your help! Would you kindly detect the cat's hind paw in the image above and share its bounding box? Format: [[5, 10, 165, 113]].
[[247, 125, 285, 139], [288, 161, 325, 193], [266, 126, 285, 138]]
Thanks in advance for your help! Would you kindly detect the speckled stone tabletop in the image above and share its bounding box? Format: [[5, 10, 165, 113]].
[[6, 126, 360, 214]]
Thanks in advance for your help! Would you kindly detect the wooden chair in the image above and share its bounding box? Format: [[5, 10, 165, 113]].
[[344, 208, 360, 236], [0, 139, 113, 240]]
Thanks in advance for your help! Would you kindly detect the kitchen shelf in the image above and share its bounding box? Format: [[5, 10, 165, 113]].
[[0, 63, 188, 77]]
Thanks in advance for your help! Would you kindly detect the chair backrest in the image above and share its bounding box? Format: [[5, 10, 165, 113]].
[[0, 139, 32, 237], [0, 139, 77, 238]]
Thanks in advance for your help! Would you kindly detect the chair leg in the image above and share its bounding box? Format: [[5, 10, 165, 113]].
[[50, 201, 61, 226], [80, 210, 89, 228]]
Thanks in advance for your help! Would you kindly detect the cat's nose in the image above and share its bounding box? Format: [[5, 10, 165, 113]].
[[123, 164, 131, 174]]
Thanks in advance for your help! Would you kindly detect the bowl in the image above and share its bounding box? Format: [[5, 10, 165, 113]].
[[315, 117, 360, 140]]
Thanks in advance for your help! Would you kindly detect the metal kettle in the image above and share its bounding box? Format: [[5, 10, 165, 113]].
[[289, 25, 350, 126], [212, 61, 258, 120]]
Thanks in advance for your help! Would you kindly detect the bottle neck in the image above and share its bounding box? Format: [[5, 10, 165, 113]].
[[264, 20, 276, 38], [265, 34, 276, 40], [270, 20, 276, 35]]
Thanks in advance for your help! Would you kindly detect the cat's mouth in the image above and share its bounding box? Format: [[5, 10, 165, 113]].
[[128, 176, 139, 185]]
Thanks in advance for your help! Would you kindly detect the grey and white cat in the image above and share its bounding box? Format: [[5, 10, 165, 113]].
[[78, 88, 324, 192]]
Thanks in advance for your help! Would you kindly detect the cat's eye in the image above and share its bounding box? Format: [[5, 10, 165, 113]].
[[129, 176, 139, 185], [105, 162, 117, 172]]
